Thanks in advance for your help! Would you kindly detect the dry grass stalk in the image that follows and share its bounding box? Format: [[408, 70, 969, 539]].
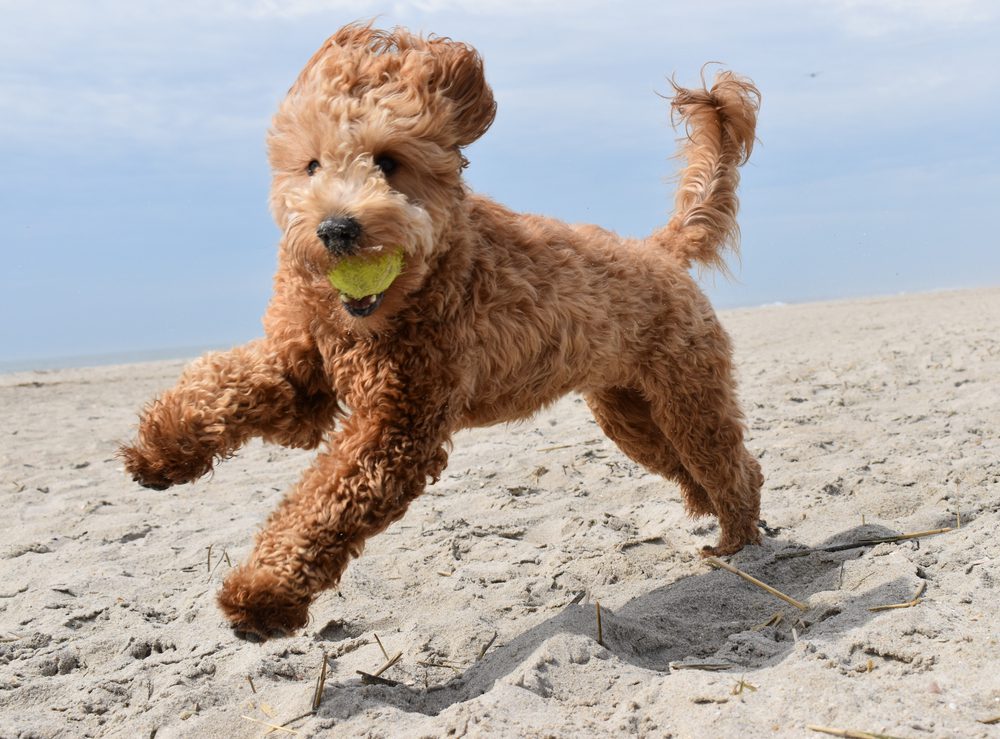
[[979, 716, 1000, 725], [311, 650, 328, 711], [373, 633, 390, 661], [357, 671, 400, 686], [668, 661, 733, 672], [206, 544, 213, 574], [868, 581, 927, 612], [778, 528, 953, 559], [373, 651, 402, 677], [281, 712, 316, 729], [732, 676, 757, 695], [266, 712, 317, 735], [536, 443, 575, 452], [753, 612, 784, 631], [596, 602, 604, 646], [705, 556, 809, 611], [890, 527, 954, 541], [478, 632, 498, 660], [417, 659, 463, 671], [207, 546, 232, 580], [806, 724, 905, 739], [246, 675, 256, 694], [240, 715, 299, 735]]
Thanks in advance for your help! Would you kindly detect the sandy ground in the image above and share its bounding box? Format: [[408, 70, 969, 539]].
[[1, 287, 998, 738]]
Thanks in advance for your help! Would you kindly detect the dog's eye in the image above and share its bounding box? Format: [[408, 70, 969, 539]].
[[374, 155, 398, 176], [307, 160, 320, 176]]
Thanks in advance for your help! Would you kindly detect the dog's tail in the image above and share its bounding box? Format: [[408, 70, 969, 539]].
[[650, 70, 760, 271]]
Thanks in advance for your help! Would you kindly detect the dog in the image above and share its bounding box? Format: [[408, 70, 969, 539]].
[[121, 23, 763, 640]]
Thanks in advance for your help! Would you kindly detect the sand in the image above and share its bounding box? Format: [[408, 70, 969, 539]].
[[1, 287, 998, 738]]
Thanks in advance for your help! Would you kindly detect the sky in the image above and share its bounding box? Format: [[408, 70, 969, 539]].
[[1, 0, 999, 368]]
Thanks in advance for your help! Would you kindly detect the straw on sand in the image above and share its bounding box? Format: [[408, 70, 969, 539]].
[[357, 639, 403, 686], [868, 581, 927, 612], [417, 659, 463, 671], [240, 715, 299, 736], [311, 651, 328, 711], [777, 527, 953, 559], [807, 724, 906, 739], [536, 443, 575, 452], [704, 557, 809, 611], [370, 649, 402, 675], [752, 612, 784, 631], [357, 671, 399, 686], [373, 633, 390, 661], [668, 660, 733, 672], [478, 631, 498, 660], [206, 546, 233, 580], [265, 712, 316, 736]]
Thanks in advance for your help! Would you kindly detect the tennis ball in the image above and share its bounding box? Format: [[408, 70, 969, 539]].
[[327, 248, 405, 299]]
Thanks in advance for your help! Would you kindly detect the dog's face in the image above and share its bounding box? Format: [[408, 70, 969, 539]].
[[267, 24, 496, 322]]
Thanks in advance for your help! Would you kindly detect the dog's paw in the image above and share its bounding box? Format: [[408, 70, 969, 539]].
[[699, 526, 762, 558], [119, 443, 178, 490], [119, 442, 211, 490], [218, 566, 311, 641], [700, 542, 744, 558]]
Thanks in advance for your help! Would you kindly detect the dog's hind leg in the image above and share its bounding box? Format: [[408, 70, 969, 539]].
[[636, 355, 763, 557], [585, 387, 714, 517]]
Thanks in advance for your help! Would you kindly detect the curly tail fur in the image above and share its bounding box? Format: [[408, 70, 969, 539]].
[[651, 71, 760, 270]]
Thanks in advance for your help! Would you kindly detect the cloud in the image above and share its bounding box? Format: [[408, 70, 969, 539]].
[[221, 0, 601, 20], [0, 73, 270, 151], [1, 1, 998, 160], [818, 0, 1000, 37]]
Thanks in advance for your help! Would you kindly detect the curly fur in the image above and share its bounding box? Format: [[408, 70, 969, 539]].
[[122, 23, 763, 639]]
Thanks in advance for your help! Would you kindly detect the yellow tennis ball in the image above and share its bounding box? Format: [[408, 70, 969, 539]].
[[327, 248, 405, 299]]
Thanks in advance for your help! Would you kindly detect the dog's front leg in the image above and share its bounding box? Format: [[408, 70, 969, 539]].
[[121, 339, 339, 490], [217, 398, 451, 639]]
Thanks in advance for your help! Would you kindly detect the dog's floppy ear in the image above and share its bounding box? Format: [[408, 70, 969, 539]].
[[427, 38, 497, 147]]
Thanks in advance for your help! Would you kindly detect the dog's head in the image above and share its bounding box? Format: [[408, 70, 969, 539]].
[[267, 23, 496, 323]]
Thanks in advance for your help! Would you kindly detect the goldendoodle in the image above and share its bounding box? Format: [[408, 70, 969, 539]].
[[122, 23, 763, 639]]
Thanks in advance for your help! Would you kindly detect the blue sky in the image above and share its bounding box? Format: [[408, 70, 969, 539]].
[[2, 0, 999, 367]]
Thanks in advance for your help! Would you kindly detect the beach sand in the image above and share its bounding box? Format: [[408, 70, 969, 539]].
[[1, 288, 998, 737]]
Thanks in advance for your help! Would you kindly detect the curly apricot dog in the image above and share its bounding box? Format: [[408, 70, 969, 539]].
[[122, 23, 763, 639]]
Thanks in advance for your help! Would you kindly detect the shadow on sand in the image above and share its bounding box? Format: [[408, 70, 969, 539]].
[[313, 523, 931, 719]]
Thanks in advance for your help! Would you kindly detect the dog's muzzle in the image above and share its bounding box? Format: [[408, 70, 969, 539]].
[[317, 216, 362, 256], [340, 293, 385, 318]]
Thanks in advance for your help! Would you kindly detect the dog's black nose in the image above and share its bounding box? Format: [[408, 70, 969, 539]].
[[316, 216, 362, 255]]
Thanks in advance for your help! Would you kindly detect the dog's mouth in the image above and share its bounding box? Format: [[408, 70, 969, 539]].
[[340, 292, 385, 318]]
